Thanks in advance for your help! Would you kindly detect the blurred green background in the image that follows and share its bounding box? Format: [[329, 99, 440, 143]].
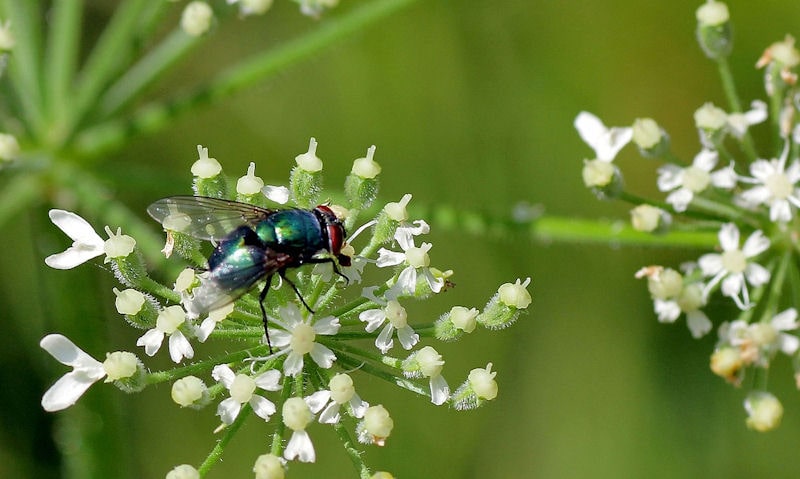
[[3, 0, 800, 477]]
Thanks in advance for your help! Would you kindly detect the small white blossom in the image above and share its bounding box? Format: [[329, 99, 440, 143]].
[[295, 138, 323, 172], [45, 210, 135, 269], [195, 302, 234, 342], [726, 100, 768, 138], [236, 162, 265, 195], [306, 373, 368, 424], [358, 404, 393, 446], [377, 228, 444, 299], [113, 288, 146, 316], [191, 145, 221, 178], [352, 145, 381, 179], [212, 365, 281, 424], [282, 397, 315, 462], [0, 132, 20, 160], [269, 304, 340, 377], [696, 0, 729, 26], [180, 1, 214, 37], [738, 144, 800, 222], [574, 111, 633, 162], [40, 334, 137, 411], [745, 391, 783, 432], [171, 376, 208, 407], [699, 223, 771, 309], [359, 287, 419, 353], [136, 305, 194, 363], [404, 346, 449, 405], [166, 464, 200, 479], [253, 454, 285, 479], [657, 149, 735, 212]]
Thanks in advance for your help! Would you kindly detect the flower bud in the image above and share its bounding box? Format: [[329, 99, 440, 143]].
[[744, 391, 783, 432], [103, 351, 139, 381], [290, 138, 323, 208], [236, 162, 265, 196], [181, 2, 213, 37], [632, 118, 669, 158], [253, 454, 285, 479], [171, 376, 208, 407], [361, 405, 393, 445], [696, 1, 732, 59], [166, 464, 200, 479]]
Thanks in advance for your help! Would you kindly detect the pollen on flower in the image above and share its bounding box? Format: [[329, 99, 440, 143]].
[[191, 145, 222, 178], [113, 288, 146, 315], [102, 351, 138, 381], [171, 376, 207, 407]]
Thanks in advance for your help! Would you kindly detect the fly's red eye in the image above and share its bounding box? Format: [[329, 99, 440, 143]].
[[327, 224, 343, 254]]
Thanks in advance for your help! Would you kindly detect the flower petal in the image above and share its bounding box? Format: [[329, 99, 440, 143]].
[[375, 323, 395, 353], [212, 364, 236, 387], [249, 395, 277, 421], [254, 369, 282, 391], [686, 310, 712, 339], [217, 397, 242, 425], [48, 209, 104, 246], [168, 331, 194, 363], [40, 334, 103, 373], [41, 370, 102, 411], [396, 325, 420, 350], [312, 315, 340, 336], [745, 262, 771, 287], [318, 401, 341, 424], [305, 390, 331, 414], [284, 430, 315, 463], [771, 308, 798, 331], [136, 329, 164, 357], [718, 223, 740, 252], [376, 249, 405, 268], [429, 374, 450, 406], [742, 230, 770, 257], [309, 343, 336, 369], [283, 351, 305, 377], [359, 309, 386, 332], [45, 246, 105, 269]]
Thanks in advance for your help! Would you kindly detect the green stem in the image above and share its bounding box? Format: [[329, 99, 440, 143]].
[[146, 344, 269, 384], [0, 173, 43, 228], [63, 0, 150, 144], [3, 0, 46, 138], [43, 0, 82, 141], [332, 420, 371, 478], [716, 57, 758, 161], [197, 403, 252, 477], [98, 29, 202, 118], [73, 0, 422, 158]]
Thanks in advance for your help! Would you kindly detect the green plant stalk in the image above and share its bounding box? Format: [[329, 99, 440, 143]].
[[197, 402, 253, 477], [73, 0, 422, 159], [43, 0, 81, 136], [716, 57, 758, 161]]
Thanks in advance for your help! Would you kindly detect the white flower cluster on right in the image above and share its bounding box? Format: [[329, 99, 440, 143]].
[[575, 0, 800, 432]]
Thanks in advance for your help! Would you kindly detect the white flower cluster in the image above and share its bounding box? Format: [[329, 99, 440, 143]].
[[574, 1, 800, 432], [39, 141, 531, 475]]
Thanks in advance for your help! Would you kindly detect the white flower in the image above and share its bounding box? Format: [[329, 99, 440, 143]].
[[282, 397, 315, 462], [269, 304, 340, 377], [306, 373, 368, 424], [657, 149, 735, 212], [377, 228, 444, 299], [212, 365, 281, 424], [738, 144, 800, 222], [699, 223, 771, 309], [45, 210, 135, 269], [180, 1, 213, 37], [403, 346, 449, 405], [195, 302, 234, 342], [40, 334, 137, 411], [136, 305, 194, 363], [726, 100, 768, 138], [744, 391, 783, 432], [574, 111, 633, 162], [236, 162, 265, 195], [358, 404, 393, 446], [359, 287, 419, 353], [652, 283, 712, 338]]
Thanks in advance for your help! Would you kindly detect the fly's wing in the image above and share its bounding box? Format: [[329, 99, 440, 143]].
[[147, 196, 275, 242], [185, 248, 294, 316]]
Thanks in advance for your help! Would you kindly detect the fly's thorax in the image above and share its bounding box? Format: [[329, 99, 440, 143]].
[[254, 209, 327, 256]]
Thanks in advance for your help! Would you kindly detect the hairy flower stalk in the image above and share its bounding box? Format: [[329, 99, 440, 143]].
[[576, 0, 800, 432], [40, 141, 532, 476]]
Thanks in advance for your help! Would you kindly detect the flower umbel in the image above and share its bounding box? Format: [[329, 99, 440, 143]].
[[574, 1, 800, 432], [39, 141, 532, 475]]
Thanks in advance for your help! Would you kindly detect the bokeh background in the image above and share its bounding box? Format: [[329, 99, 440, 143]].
[[3, 0, 800, 477]]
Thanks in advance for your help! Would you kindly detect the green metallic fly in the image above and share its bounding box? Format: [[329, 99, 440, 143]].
[[147, 196, 351, 350]]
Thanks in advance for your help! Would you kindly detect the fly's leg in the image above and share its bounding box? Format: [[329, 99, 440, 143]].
[[278, 269, 316, 314], [259, 274, 274, 353]]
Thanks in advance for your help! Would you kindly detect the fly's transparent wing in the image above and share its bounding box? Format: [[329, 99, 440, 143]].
[[185, 248, 293, 316], [147, 196, 275, 242]]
